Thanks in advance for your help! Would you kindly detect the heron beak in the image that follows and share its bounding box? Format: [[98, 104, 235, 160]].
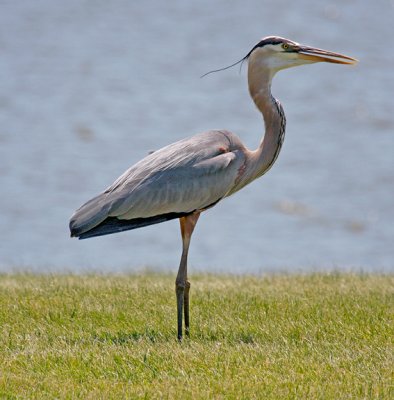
[[297, 46, 358, 65]]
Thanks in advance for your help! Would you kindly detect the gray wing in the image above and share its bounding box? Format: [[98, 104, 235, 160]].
[[70, 130, 246, 238]]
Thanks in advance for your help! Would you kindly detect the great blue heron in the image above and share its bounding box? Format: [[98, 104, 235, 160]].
[[70, 36, 357, 340]]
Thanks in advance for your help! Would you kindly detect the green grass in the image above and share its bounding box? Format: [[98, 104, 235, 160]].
[[0, 273, 392, 399]]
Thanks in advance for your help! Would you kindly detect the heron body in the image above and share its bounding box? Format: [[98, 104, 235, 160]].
[[70, 36, 357, 340], [71, 130, 246, 238]]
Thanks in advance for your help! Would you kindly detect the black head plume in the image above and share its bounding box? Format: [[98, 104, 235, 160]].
[[200, 54, 249, 78], [200, 36, 290, 78]]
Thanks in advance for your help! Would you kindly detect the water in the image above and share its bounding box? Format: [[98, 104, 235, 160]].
[[0, 0, 393, 274]]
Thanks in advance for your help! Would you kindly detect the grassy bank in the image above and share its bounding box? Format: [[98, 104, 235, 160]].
[[0, 273, 392, 399]]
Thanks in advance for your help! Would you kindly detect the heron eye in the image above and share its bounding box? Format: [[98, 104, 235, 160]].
[[282, 43, 290, 50]]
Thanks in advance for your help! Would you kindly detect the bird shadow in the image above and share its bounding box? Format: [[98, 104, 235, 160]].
[[90, 329, 163, 345], [86, 330, 257, 345]]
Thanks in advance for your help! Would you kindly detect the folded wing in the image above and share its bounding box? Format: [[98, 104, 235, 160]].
[[69, 130, 245, 238]]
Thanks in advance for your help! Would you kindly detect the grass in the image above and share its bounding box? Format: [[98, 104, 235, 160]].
[[0, 273, 392, 399]]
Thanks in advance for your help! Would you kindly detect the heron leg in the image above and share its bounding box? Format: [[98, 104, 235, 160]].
[[184, 280, 191, 337], [175, 212, 200, 341]]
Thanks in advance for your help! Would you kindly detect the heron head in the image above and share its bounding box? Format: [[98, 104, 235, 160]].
[[248, 36, 358, 73], [201, 36, 358, 79]]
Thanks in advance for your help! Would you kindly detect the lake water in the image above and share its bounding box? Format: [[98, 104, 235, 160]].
[[0, 0, 393, 274]]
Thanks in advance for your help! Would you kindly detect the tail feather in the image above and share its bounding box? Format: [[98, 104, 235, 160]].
[[75, 212, 190, 239], [69, 193, 110, 237]]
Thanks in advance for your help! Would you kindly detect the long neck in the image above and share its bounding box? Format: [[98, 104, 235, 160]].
[[246, 63, 286, 181]]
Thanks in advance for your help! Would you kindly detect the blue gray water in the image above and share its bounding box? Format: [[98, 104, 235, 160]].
[[0, 1, 393, 274]]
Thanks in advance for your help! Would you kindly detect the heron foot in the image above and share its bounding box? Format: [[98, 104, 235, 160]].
[[176, 280, 191, 341]]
